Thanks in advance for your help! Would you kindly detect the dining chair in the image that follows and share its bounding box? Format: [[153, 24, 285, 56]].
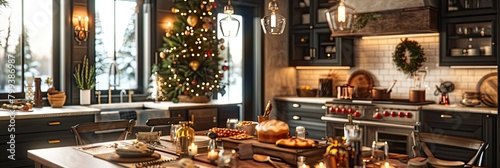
[[71, 119, 136, 145], [145, 117, 183, 132], [412, 132, 488, 167]]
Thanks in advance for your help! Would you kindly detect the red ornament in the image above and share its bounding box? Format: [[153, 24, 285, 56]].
[[191, 80, 197, 85], [206, 50, 212, 56], [218, 73, 224, 79], [184, 90, 189, 95], [222, 65, 229, 71]]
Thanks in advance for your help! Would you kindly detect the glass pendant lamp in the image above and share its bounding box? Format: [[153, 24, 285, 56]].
[[261, 0, 286, 35], [326, 0, 356, 35], [219, 0, 240, 37]]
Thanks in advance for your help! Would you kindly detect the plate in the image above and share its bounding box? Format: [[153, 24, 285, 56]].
[[347, 69, 375, 98], [476, 72, 498, 107]]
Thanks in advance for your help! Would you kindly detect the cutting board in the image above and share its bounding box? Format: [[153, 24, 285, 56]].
[[348, 70, 374, 98], [221, 138, 327, 166], [477, 72, 498, 107]]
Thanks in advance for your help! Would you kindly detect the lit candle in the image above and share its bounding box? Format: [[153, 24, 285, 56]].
[[314, 161, 326, 168], [207, 149, 218, 161], [383, 161, 395, 168], [188, 143, 198, 156], [84, 16, 89, 31], [300, 165, 311, 168], [77, 16, 82, 29]]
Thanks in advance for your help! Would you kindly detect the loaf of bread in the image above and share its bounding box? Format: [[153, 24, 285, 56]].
[[255, 120, 289, 143], [275, 138, 316, 148]]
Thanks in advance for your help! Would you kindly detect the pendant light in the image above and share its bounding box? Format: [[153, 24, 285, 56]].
[[326, 0, 356, 35], [219, 0, 240, 37], [261, 0, 286, 35]]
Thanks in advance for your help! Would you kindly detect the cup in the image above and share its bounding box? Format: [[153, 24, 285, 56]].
[[371, 141, 389, 162], [170, 124, 181, 143], [218, 149, 238, 168], [467, 48, 479, 56], [226, 118, 239, 129]]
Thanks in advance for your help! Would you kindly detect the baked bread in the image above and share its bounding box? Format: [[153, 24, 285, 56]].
[[255, 120, 289, 143], [275, 138, 316, 148]]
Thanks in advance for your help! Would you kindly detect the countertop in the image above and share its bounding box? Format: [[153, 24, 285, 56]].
[[275, 96, 498, 115], [0, 106, 101, 120], [89, 100, 242, 110]]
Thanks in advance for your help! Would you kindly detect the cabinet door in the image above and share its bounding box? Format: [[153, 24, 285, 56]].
[[218, 105, 240, 128], [442, 0, 496, 17], [289, 29, 314, 66], [312, 29, 354, 66], [440, 15, 497, 66], [188, 108, 217, 131], [290, 0, 312, 29]]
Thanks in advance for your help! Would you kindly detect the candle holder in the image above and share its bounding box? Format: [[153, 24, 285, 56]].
[[74, 16, 89, 45]]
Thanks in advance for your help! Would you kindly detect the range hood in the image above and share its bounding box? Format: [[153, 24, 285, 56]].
[[331, 0, 438, 36]]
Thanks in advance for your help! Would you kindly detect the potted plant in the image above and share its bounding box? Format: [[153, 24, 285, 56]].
[[73, 55, 95, 105]]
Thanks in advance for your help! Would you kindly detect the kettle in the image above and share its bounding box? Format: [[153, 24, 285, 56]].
[[336, 84, 354, 99]]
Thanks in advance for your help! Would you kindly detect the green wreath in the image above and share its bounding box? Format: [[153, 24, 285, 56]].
[[392, 38, 426, 77]]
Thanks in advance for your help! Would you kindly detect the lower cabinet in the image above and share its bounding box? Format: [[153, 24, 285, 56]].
[[421, 110, 496, 167], [275, 100, 326, 140], [0, 115, 94, 168]]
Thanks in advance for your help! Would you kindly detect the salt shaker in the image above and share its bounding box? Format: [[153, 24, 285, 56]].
[[295, 126, 306, 139]]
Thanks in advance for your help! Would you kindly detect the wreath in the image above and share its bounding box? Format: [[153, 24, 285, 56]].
[[392, 38, 426, 77]]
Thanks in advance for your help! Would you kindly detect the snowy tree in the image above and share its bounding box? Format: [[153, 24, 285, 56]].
[[94, 12, 110, 76], [116, 12, 137, 81]]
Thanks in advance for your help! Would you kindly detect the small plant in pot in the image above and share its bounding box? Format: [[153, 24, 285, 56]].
[[73, 55, 96, 105]]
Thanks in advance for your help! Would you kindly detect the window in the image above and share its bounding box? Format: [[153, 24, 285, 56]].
[[0, 0, 53, 98], [94, 0, 139, 91]]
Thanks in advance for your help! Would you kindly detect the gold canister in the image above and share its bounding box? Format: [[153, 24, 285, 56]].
[[176, 121, 195, 158]]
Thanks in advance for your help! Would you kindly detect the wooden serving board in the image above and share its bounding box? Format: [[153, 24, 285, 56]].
[[221, 138, 327, 166], [477, 72, 498, 107]]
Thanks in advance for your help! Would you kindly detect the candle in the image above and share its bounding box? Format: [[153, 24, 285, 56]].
[[84, 16, 89, 31], [314, 161, 326, 168], [207, 149, 218, 161], [383, 161, 395, 168], [300, 165, 311, 168], [188, 143, 198, 156]]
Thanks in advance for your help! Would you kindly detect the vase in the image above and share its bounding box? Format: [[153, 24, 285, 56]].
[[80, 90, 91, 105], [178, 95, 211, 103]]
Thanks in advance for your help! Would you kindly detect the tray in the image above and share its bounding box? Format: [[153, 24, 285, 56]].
[[348, 69, 375, 98], [221, 138, 327, 166]]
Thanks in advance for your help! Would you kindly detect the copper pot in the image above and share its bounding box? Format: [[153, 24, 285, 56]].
[[372, 87, 390, 100]]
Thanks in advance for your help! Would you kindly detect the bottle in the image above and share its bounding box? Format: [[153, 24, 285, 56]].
[[295, 126, 306, 139], [207, 132, 217, 151], [176, 121, 195, 158]]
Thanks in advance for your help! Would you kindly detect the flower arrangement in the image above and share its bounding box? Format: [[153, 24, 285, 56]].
[[73, 55, 96, 90]]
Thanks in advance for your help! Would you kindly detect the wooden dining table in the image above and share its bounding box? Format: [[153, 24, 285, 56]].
[[27, 139, 293, 168]]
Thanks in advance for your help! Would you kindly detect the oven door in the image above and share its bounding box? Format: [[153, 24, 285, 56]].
[[363, 121, 415, 156]]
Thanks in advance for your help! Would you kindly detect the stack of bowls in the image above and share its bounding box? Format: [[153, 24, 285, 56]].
[[47, 92, 66, 108], [460, 91, 482, 107]]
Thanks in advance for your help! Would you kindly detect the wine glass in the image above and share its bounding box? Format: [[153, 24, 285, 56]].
[[170, 124, 181, 153]]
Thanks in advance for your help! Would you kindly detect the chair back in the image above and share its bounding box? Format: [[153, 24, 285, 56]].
[[145, 117, 183, 132], [71, 119, 136, 145], [413, 132, 488, 167]]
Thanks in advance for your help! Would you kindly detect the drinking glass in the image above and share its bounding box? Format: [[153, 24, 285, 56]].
[[371, 141, 388, 162], [217, 149, 237, 168], [226, 118, 238, 129], [170, 124, 181, 153]]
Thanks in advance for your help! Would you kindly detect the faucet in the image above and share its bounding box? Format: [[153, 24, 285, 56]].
[[108, 61, 120, 104], [128, 90, 134, 103], [120, 89, 127, 103]]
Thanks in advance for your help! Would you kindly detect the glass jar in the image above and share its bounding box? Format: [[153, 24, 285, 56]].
[[176, 121, 195, 158], [295, 126, 306, 139], [217, 149, 237, 168]]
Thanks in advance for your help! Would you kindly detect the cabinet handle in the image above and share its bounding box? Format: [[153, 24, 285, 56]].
[[321, 106, 326, 109], [48, 121, 61, 126], [440, 114, 453, 119], [292, 116, 301, 120], [492, 42, 496, 46], [292, 103, 300, 108], [191, 114, 195, 123], [178, 114, 181, 117], [309, 49, 313, 59], [312, 48, 316, 58], [309, 25, 313, 30], [48, 139, 61, 144]]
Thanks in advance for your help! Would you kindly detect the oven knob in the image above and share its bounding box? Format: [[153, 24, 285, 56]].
[[341, 108, 347, 114], [373, 112, 382, 119], [353, 111, 361, 118], [335, 107, 341, 113], [348, 108, 354, 114], [329, 107, 335, 113], [383, 111, 390, 117], [391, 111, 398, 117], [398, 112, 405, 117], [406, 112, 413, 118]]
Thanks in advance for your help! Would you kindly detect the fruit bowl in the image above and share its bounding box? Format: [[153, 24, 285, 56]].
[[48, 92, 66, 98], [48, 95, 66, 108], [296, 88, 318, 97]]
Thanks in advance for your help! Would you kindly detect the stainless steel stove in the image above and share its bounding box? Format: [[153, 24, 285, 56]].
[[321, 99, 434, 155]]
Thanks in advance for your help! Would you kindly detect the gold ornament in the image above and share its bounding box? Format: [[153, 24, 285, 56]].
[[203, 23, 211, 31], [185, 30, 191, 36], [160, 52, 166, 59], [172, 7, 179, 13], [220, 45, 225, 50], [206, 4, 213, 11], [189, 61, 200, 71], [187, 14, 198, 27]]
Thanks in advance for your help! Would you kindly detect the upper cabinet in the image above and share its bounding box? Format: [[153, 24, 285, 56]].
[[289, 0, 354, 67], [439, 0, 498, 66]]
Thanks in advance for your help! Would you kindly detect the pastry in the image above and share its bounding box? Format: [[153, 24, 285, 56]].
[[275, 138, 316, 148], [255, 120, 289, 143]]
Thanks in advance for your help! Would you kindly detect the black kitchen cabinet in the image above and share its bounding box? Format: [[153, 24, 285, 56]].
[[439, 0, 498, 66], [170, 105, 240, 131], [421, 110, 496, 167], [0, 115, 94, 168], [289, 0, 354, 67], [275, 99, 326, 140]]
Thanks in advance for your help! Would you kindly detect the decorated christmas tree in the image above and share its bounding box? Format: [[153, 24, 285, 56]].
[[154, 0, 226, 103]]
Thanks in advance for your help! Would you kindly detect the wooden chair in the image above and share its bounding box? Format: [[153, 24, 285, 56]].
[[412, 132, 488, 167], [145, 117, 183, 132], [71, 119, 136, 145]]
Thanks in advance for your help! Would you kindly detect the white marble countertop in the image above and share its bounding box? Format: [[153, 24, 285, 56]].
[[0, 106, 101, 120], [274, 97, 333, 104], [275, 97, 498, 115], [143, 100, 242, 110]]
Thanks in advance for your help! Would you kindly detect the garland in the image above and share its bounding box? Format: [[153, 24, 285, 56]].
[[392, 38, 426, 77]]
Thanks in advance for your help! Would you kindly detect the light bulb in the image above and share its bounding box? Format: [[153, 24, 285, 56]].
[[270, 14, 277, 27], [338, 3, 346, 22]]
